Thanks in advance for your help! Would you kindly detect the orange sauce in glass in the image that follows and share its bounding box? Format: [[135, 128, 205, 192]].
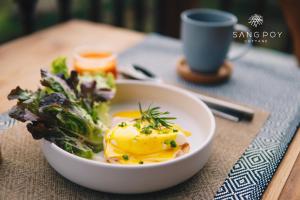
[[74, 52, 117, 77], [81, 52, 111, 59]]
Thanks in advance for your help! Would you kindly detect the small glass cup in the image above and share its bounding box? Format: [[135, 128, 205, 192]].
[[73, 46, 117, 77]]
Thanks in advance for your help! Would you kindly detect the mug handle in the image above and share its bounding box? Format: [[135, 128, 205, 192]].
[[227, 24, 252, 61]]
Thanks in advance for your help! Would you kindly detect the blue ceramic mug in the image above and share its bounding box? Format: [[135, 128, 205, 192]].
[[181, 9, 250, 73]]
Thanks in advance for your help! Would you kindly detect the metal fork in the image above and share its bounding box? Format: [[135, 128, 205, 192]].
[[0, 112, 16, 132]]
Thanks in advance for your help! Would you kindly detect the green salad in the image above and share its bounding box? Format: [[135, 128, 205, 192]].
[[7, 57, 116, 159]]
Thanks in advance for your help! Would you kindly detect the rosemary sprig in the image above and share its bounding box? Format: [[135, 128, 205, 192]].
[[137, 103, 176, 133]]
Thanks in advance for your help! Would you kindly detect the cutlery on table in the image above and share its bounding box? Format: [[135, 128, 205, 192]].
[[119, 64, 254, 122]]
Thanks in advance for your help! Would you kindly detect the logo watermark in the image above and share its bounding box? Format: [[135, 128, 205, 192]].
[[233, 14, 283, 43], [248, 14, 263, 28]]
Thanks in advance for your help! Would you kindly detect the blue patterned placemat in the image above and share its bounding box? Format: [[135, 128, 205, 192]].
[[118, 34, 300, 200]]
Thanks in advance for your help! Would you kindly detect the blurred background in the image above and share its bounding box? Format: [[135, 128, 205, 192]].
[[0, 0, 292, 53]]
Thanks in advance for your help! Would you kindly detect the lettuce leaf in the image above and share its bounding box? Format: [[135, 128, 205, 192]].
[[51, 57, 69, 78], [7, 57, 116, 159]]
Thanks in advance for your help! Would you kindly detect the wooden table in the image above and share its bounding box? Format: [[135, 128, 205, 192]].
[[0, 20, 299, 199]]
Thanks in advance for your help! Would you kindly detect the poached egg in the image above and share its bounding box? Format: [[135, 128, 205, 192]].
[[104, 110, 191, 164]]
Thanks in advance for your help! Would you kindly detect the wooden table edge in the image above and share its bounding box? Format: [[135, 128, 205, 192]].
[[262, 128, 300, 199], [279, 135, 300, 200]]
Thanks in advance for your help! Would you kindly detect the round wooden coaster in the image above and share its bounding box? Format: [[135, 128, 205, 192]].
[[177, 58, 233, 84]]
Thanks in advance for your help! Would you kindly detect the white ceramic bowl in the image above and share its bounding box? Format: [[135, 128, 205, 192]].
[[42, 80, 216, 194]]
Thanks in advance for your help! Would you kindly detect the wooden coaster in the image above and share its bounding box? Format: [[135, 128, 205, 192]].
[[177, 58, 233, 84]]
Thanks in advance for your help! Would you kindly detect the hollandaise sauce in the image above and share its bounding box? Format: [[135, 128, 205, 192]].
[[104, 110, 191, 165]]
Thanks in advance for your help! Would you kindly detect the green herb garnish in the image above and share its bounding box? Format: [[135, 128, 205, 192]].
[[122, 154, 129, 160], [139, 103, 176, 128], [118, 122, 127, 127], [137, 103, 176, 135], [134, 121, 141, 129], [170, 140, 177, 148], [141, 126, 152, 134]]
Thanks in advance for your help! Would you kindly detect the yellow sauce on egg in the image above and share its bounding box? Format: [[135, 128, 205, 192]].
[[113, 110, 141, 118], [104, 110, 191, 164]]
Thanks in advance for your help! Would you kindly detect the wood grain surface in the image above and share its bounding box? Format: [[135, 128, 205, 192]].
[[279, 141, 300, 200], [0, 20, 298, 199], [262, 129, 300, 200], [0, 20, 144, 113]]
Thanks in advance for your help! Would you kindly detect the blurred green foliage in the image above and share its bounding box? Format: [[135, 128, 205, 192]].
[[0, 0, 290, 52], [0, 0, 22, 43]]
